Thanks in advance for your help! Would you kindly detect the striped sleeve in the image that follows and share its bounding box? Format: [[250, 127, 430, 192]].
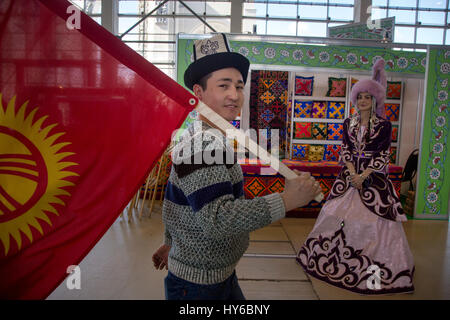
[[174, 162, 285, 238]]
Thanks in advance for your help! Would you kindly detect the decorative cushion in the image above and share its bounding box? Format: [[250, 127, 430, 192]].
[[327, 123, 344, 140], [294, 122, 312, 139], [324, 144, 342, 161], [391, 125, 398, 142], [386, 81, 402, 100], [326, 77, 347, 97], [311, 101, 327, 118], [295, 76, 314, 96], [385, 103, 400, 121], [294, 100, 313, 118], [351, 77, 359, 89], [326, 101, 345, 119], [312, 123, 328, 140], [308, 145, 325, 161], [390, 147, 397, 164], [292, 144, 309, 160]]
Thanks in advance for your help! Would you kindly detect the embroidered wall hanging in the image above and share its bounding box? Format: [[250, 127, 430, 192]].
[[249, 70, 288, 158], [327, 123, 344, 140], [324, 144, 342, 161], [385, 103, 400, 121], [327, 101, 345, 119], [295, 76, 314, 96], [308, 145, 325, 161], [292, 144, 309, 160], [326, 77, 347, 97], [392, 124, 398, 142], [312, 123, 328, 140], [387, 81, 402, 99], [294, 100, 313, 118], [311, 101, 327, 118], [294, 122, 312, 139]]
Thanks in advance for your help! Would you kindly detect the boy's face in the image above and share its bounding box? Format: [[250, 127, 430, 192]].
[[193, 67, 245, 122]]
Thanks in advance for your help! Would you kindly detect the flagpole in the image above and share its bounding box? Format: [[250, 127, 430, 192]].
[[195, 101, 324, 203]]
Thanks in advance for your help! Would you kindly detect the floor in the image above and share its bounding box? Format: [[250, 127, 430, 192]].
[[47, 200, 450, 300]]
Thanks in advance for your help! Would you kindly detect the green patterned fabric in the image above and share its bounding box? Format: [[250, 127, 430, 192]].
[[312, 123, 328, 140]]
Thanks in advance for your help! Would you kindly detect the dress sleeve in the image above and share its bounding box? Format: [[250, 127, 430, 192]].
[[367, 121, 392, 171], [339, 118, 352, 165]]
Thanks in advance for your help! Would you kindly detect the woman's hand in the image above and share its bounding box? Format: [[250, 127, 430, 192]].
[[350, 173, 365, 189]]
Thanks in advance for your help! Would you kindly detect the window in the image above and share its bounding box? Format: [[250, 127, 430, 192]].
[[394, 26, 416, 43], [115, 1, 232, 78], [388, 9, 416, 25], [267, 20, 297, 36], [298, 5, 327, 20], [298, 21, 327, 37], [416, 28, 444, 45], [69, 0, 101, 24], [372, 0, 449, 45], [243, 0, 354, 37]]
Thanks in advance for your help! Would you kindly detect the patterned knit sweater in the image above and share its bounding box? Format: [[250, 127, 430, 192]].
[[163, 120, 285, 285]]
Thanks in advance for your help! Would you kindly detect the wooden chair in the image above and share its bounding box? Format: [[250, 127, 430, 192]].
[[138, 146, 172, 219]]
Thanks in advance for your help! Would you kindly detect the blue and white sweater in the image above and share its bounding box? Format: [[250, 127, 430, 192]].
[[163, 120, 285, 285]]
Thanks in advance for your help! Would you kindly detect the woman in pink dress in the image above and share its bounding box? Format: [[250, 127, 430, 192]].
[[297, 59, 415, 294]]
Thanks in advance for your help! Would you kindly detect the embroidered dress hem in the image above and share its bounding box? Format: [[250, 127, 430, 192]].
[[297, 187, 415, 295], [297, 260, 415, 295]]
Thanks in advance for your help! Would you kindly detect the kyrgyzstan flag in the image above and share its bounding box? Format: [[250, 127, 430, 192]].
[[0, 0, 196, 299]]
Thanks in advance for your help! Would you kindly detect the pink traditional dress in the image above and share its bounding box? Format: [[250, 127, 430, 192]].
[[297, 115, 415, 294]]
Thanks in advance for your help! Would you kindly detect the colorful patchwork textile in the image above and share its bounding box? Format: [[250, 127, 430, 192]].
[[295, 76, 314, 96], [326, 101, 345, 119], [245, 177, 268, 197], [294, 122, 312, 139], [240, 160, 404, 218], [308, 145, 325, 161], [326, 77, 347, 97], [391, 125, 398, 142], [260, 107, 275, 124], [286, 100, 292, 153], [311, 101, 327, 118], [385, 103, 400, 122], [230, 120, 240, 129], [327, 123, 344, 141], [294, 100, 312, 118], [312, 123, 328, 140], [351, 78, 359, 89], [249, 70, 288, 158], [390, 147, 397, 164], [292, 144, 309, 160], [387, 81, 402, 100], [259, 90, 276, 105], [324, 145, 342, 161]]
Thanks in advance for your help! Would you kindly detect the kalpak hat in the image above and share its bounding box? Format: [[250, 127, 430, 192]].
[[184, 33, 250, 90]]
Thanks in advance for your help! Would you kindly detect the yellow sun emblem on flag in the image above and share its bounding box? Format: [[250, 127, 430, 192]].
[[0, 94, 78, 256]]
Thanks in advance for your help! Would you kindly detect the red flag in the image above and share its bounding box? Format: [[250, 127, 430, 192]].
[[0, 0, 196, 299]]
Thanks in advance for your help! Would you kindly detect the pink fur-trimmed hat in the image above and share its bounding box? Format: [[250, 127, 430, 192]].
[[351, 58, 387, 118]]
